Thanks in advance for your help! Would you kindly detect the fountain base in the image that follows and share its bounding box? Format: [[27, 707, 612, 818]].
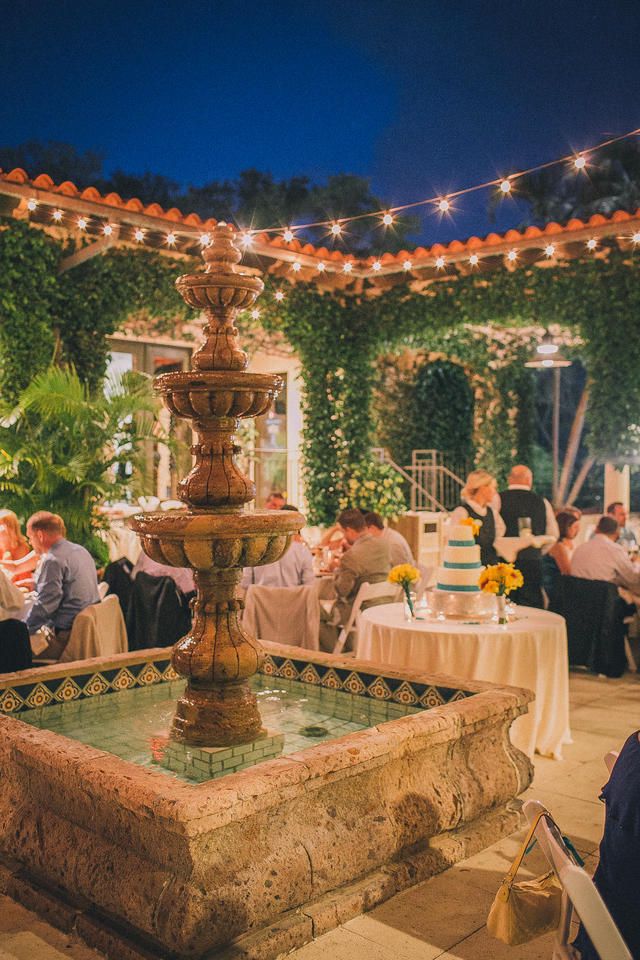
[[171, 678, 263, 746]]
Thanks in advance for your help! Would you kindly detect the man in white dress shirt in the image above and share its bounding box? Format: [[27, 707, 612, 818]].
[[364, 512, 415, 567], [571, 515, 640, 594]]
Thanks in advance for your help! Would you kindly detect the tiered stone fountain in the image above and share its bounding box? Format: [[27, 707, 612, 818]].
[[130, 223, 303, 746]]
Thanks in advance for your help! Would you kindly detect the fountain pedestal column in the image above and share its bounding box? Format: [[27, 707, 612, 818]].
[[130, 224, 303, 747]]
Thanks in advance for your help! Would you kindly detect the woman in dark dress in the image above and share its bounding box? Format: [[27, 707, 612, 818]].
[[573, 731, 640, 959], [450, 469, 503, 566]]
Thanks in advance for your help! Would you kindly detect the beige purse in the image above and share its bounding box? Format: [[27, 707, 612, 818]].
[[487, 812, 562, 945]]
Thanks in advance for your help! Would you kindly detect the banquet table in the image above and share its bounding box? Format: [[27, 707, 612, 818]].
[[358, 603, 570, 759]]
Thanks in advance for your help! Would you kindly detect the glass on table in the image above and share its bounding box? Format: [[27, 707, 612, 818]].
[[518, 516, 533, 538]]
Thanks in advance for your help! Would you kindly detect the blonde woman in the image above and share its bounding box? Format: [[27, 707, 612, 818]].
[[449, 470, 504, 565], [0, 509, 38, 587]]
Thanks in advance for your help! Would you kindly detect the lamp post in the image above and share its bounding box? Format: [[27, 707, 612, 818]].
[[525, 331, 572, 505]]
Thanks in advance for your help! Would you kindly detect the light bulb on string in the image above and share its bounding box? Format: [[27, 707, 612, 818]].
[[372, 260, 382, 272], [402, 259, 412, 271], [469, 253, 479, 267], [250, 308, 260, 320], [239, 232, 253, 249], [381, 212, 394, 226], [330, 222, 342, 237], [166, 232, 177, 246], [291, 261, 302, 272], [435, 256, 446, 270], [283, 228, 295, 242], [544, 244, 556, 257], [586, 238, 598, 251], [274, 289, 285, 302], [199, 233, 211, 247], [316, 261, 326, 272], [134, 228, 145, 243], [507, 249, 518, 262], [437, 198, 450, 213], [26, 198, 38, 211], [342, 261, 353, 273], [573, 155, 587, 171], [102, 223, 114, 236], [499, 179, 512, 194], [632, 231, 640, 245], [52, 209, 63, 222], [77, 216, 87, 230]]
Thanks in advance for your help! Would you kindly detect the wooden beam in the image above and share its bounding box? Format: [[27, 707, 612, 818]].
[[58, 230, 120, 272]]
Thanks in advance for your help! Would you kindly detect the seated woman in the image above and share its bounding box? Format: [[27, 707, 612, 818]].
[[573, 731, 640, 959], [0, 509, 37, 589], [542, 510, 580, 602], [449, 469, 504, 566]]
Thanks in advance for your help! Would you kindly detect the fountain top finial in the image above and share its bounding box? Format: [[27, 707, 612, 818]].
[[202, 222, 242, 274]]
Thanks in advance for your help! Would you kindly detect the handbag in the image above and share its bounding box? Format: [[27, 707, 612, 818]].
[[487, 811, 562, 945]]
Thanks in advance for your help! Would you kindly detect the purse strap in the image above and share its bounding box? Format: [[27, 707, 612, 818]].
[[502, 811, 547, 889]]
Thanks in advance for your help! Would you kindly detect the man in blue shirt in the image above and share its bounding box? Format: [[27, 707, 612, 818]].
[[25, 512, 100, 659]]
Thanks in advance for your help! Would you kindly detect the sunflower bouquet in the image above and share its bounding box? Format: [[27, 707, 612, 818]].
[[388, 563, 420, 619]]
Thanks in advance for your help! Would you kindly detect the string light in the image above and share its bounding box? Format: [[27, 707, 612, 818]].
[[469, 253, 480, 267], [292, 261, 302, 272], [372, 260, 382, 271], [76, 216, 87, 230], [437, 198, 450, 213], [573, 155, 587, 170], [274, 289, 285, 301], [544, 243, 556, 257], [381, 212, 394, 226], [499, 179, 512, 194], [317, 261, 326, 272], [586, 238, 598, 251], [250, 308, 260, 320], [165, 232, 177, 246], [26, 198, 38, 211], [134, 228, 145, 242], [283, 228, 295, 242], [632, 231, 640, 245], [402, 259, 412, 271], [507, 248, 518, 262], [342, 261, 353, 273], [199, 232, 210, 246], [239, 232, 253, 249], [52, 209, 63, 222], [102, 223, 114, 236], [435, 256, 446, 270], [330, 222, 342, 236]]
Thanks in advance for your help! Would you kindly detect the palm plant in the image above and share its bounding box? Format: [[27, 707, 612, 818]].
[[0, 365, 171, 562]]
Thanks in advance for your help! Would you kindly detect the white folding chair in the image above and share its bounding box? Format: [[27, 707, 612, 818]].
[[97, 581, 109, 599], [523, 799, 632, 960], [604, 750, 620, 775], [333, 580, 400, 656]]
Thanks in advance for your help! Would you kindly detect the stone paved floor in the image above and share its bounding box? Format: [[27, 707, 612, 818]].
[[0, 669, 637, 959]]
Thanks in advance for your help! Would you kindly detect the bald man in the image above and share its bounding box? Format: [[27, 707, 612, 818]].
[[497, 465, 559, 608]]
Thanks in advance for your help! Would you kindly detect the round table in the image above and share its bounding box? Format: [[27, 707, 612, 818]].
[[358, 603, 570, 759]]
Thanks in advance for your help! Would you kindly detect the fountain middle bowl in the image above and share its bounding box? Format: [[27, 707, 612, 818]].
[[129, 508, 304, 571]]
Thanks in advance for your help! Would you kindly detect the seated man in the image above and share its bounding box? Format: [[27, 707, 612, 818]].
[[571, 515, 640, 594], [241, 514, 315, 589], [364, 511, 415, 567], [25, 512, 100, 659], [607, 500, 638, 546], [265, 491, 286, 510], [132, 551, 195, 596], [319, 508, 391, 651]]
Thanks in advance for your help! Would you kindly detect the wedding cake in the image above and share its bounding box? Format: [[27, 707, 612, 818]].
[[428, 522, 495, 620]]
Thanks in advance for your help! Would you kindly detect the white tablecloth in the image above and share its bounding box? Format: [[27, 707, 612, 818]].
[[358, 603, 570, 759]]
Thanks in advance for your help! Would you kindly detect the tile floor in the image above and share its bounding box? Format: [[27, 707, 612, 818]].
[[0, 669, 637, 960]]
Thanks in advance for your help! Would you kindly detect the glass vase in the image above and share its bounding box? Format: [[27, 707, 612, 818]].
[[496, 594, 509, 626], [403, 589, 417, 621]]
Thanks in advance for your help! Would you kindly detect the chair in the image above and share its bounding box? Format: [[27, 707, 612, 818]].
[[243, 584, 320, 650], [61, 595, 128, 662], [126, 572, 191, 650], [604, 750, 620, 775], [549, 576, 628, 677], [102, 557, 134, 615], [0, 619, 32, 673], [522, 799, 632, 960], [333, 581, 401, 656], [98, 581, 109, 599]]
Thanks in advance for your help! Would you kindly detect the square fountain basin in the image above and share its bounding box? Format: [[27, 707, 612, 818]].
[[0, 644, 533, 959]]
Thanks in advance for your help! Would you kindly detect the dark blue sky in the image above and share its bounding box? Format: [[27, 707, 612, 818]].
[[1, 0, 639, 244]]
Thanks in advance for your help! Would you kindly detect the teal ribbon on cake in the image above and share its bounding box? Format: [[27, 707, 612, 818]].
[[443, 561, 482, 569], [436, 583, 481, 592], [447, 539, 475, 547]]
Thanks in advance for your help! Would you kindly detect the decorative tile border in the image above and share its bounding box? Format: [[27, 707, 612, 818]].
[[0, 652, 472, 717]]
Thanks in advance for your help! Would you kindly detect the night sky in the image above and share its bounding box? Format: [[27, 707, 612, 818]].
[[1, 0, 639, 244]]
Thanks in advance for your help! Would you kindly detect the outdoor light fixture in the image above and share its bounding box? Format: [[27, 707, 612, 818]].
[[134, 228, 145, 242], [437, 198, 450, 212], [544, 244, 556, 257], [525, 329, 573, 503], [507, 249, 518, 262], [632, 231, 640, 245], [52, 209, 63, 222], [435, 256, 446, 269], [316, 261, 326, 272], [283, 228, 295, 242], [291, 261, 302, 272], [499, 179, 512, 194], [330, 222, 342, 236], [573, 155, 587, 170], [372, 260, 382, 271], [381, 212, 394, 226], [77, 217, 87, 230], [586, 238, 598, 251], [199, 233, 211, 246], [342, 261, 353, 273], [102, 224, 114, 236], [469, 253, 480, 266], [402, 259, 412, 270]]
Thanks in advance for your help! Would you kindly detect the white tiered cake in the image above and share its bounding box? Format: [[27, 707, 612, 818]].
[[428, 523, 495, 620]]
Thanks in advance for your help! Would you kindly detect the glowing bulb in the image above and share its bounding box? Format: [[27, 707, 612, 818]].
[[283, 228, 295, 242], [372, 260, 382, 271], [342, 261, 353, 273], [250, 308, 260, 320], [52, 209, 63, 222], [330, 222, 342, 236], [292, 261, 302, 272], [102, 223, 114, 236], [499, 179, 512, 194], [166, 232, 177, 246], [507, 248, 518, 262], [541, 358, 555, 368], [402, 259, 412, 271], [586, 238, 597, 251], [77, 216, 87, 230], [632, 231, 640, 245], [134, 228, 145, 242], [438, 198, 450, 213], [574, 155, 587, 170], [317, 261, 326, 272], [239, 232, 253, 249], [199, 232, 210, 246], [469, 253, 479, 266], [382, 212, 394, 226], [26, 198, 38, 211], [435, 256, 446, 270], [274, 290, 285, 302], [544, 244, 556, 257]]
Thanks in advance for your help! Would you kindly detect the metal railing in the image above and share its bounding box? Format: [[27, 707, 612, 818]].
[[373, 448, 468, 513]]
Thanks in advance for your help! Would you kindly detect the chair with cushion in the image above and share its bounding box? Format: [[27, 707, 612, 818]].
[[549, 575, 628, 677], [0, 619, 32, 673], [333, 580, 401, 656], [523, 799, 632, 959], [126, 572, 191, 650], [102, 557, 134, 616], [243, 584, 320, 650], [61, 595, 128, 663]]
